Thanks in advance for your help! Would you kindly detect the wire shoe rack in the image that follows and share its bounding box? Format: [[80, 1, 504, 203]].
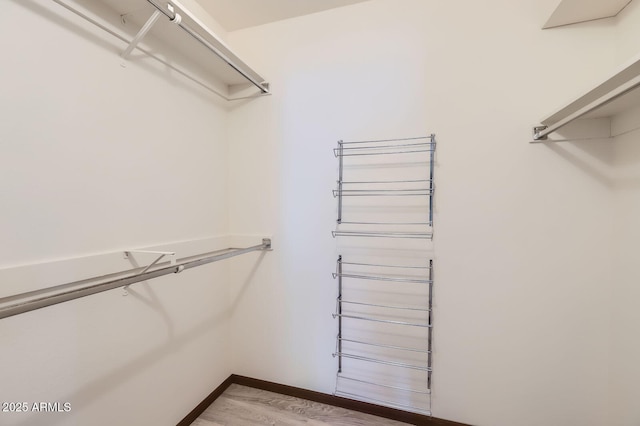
[[332, 134, 436, 415]]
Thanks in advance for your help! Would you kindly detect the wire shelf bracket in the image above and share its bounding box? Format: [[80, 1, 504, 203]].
[[121, 8, 163, 59]]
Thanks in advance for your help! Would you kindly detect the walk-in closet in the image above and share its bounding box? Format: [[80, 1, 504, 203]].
[[1, 0, 640, 425]]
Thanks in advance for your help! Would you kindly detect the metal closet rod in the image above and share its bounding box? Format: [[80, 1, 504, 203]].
[[49, 1, 263, 101], [145, 0, 269, 94], [0, 239, 271, 320]]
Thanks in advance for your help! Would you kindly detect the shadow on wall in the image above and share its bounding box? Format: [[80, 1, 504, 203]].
[[8, 253, 266, 426], [11, 0, 229, 107], [227, 252, 268, 314], [126, 253, 177, 340], [540, 125, 640, 189], [610, 129, 640, 189], [542, 139, 615, 187]]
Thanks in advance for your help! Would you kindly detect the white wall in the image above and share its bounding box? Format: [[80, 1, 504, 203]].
[[225, 1, 619, 425], [608, 3, 640, 425], [0, 1, 235, 425], [2, 0, 636, 425], [610, 123, 640, 426], [613, 0, 640, 62]]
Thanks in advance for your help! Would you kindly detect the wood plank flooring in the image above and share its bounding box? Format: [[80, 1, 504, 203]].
[[193, 384, 413, 426]]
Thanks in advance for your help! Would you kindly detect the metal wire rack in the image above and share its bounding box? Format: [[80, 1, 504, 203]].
[[331, 134, 436, 416]]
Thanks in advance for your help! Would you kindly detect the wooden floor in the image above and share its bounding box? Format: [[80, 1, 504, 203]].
[[192, 384, 412, 426]]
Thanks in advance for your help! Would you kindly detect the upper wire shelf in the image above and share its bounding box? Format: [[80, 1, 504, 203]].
[[53, 0, 270, 101]]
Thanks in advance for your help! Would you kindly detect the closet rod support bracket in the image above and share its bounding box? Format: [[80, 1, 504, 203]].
[[262, 238, 272, 251], [121, 250, 176, 294], [123, 250, 177, 271], [533, 125, 548, 141], [121, 9, 162, 60]]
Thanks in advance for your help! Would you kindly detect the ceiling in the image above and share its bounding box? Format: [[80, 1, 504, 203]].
[[543, 0, 633, 28], [196, 0, 371, 31]]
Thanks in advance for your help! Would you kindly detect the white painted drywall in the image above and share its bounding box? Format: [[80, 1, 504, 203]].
[[0, 1, 236, 425], [614, 0, 640, 61], [608, 4, 640, 425], [225, 1, 618, 425], [610, 117, 640, 426], [2, 0, 637, 425]]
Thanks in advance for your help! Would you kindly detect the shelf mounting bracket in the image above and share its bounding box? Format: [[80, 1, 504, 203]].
[[121, 9, 162, 59], [123, 250, 177, 275], [533, 125, 548, 141], [122, 250, 177, 294]]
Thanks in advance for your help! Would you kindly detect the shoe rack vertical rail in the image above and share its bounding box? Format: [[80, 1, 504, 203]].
[[332, 135, 436, 416]]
